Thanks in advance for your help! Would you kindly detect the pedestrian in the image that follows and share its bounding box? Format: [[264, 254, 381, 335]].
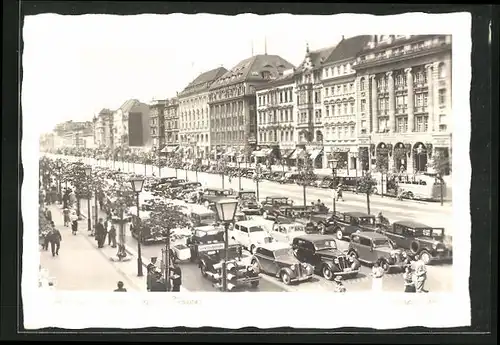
[[45, 208, 52, 222], [336, 185, 344, 201], [41, 230, 50, 251], [413, 254, 428, 293], [63, 207, 70, 227], [371, 262, 385, 292], [170, 263, 182, 292], [114, 281, 127, 292], [403, 266, 416, 293], [62, 189, 69, 209], [71, 219, 78, 235], [333, 276, 346, 293], [48, 225, 62, 257], [108, 224, 117, 248], [95, 218, 106, 248]]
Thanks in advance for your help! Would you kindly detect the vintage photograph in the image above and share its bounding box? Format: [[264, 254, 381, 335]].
[[22, 12, 472, 329]]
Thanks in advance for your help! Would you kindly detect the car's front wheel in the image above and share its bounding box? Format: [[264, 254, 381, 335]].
[[250, 244, 256, 254], [322, 265, 334, 280], [200, 264, 207, 278], [281, 271, 291, 285], [250, 281, 259, 288], [348, 250, 358, 259], [318, 223, 326, 235], [419, 250, 432, 265], [335, 228, 343, 240]]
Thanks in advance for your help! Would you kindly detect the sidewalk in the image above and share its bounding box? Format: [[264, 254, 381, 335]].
[[40, 204, 141, 291], [77, 200, 189, 292]]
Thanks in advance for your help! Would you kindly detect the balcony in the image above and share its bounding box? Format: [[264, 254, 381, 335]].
[[395, 107, 407, 115], [414, 106, 428, 114], [377, 109, 389, 116]]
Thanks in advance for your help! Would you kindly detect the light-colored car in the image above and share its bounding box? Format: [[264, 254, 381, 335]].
[[270, 220, 307, 244], [230, 220, 274, 254]]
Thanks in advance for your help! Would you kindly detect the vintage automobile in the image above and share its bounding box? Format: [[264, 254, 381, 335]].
[[261, 196, 294, 220], [330, 211, 377, 240], [251, 242, 314, 285], [377, 220, 453, 265], [316, 176, 335, 189], [270, 219, 307, 244], [178, 181, 202, 190], [189, 205, 217, 227], [130, 210, 168, 244], [292, 234, 359, 280], [201, 187, 235, 208], [230, 220, 274, 254], [199, 241, 261, 291], [234, 211, 249, 222], [347, 232, 406, 272], [237, 190, 262, 215], [187, 225, 225, 262]]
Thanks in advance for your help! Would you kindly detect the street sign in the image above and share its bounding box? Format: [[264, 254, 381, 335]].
[[198, 243, 225, 252]]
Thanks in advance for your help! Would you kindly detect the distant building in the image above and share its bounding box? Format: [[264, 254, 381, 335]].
[[52, 120, 94, 149], [208, 55, 294, 162], [178, 67, 227, 159], [163, 97, 180, 153], [93, 108, 113, 147], [149, 100, 167, 149], [255, 68, 296, 165], [353, 35, 452, 174], [112, 99, 151, 149]]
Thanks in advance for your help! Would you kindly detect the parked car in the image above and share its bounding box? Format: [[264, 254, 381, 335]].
[[292, 234, 359, 280], [186, 225, 225, 262], [270, 219, 307, 244], [307, 212, 336, 234], [189, 205, 217, 227], [201, 187, 235, 208], [261, 196, 294, 220], [251, 242, 313, 285], [347, 232, 406, 272], [377, 220, 453, 264], [331, 211, 377, 240], [237, 190, 262, 215], [230, 220, 274, 254]]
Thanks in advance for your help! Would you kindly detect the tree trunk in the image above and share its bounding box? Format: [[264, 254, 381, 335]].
[[256, 180, 260, 201], [221, 173, 225, 189], [165, 229, 171, 291], [366, 192, 371, 215], [77, 197, 81, 217], [303, 184, 307, 208]]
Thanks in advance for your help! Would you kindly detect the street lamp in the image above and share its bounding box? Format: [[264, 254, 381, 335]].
[[329, 159, 338, 214], [130, 177, 145, 277], [214, 198, 239, 292], [84, 166, 92, 232]]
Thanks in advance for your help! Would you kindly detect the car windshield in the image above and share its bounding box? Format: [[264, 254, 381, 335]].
[[200, 214, 215, 221], [272, 198, 288, 204], [314, 239, 337, 250], [359, 217, 375, 225], [240, 193, 256, 201], [274, 248, 294, 258], [372, 239, 392, 248], [249, 226, 265, 233], [418, 228, 443, 238]]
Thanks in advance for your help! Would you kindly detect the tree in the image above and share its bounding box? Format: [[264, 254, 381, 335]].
[[375, 152, 389, 172], [296, 153, 317, 207], [357, 172, 378, 215]]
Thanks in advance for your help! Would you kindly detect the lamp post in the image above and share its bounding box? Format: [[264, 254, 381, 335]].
[[214, 198, 239, 292], [130, 177, 145, 277], [416, 144, 423, 173], [329, 159, 338, 214], [84, 166, 92, 232], [437, 173, 444, 206], [237, 159, 242, 191]]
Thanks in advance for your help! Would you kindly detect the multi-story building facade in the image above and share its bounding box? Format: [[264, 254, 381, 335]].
[[353, 35, 452, 174], [321, 35, 372, 171], [293, 44, 338, 168], [112, 99, 151, 149], [163, 97, 180, 154], [178, 67, 227, 160], [149, 100, 166, 149], [93, 108, 113, 147], [255, 68, 296, 164], [208, 54, 294, 162]]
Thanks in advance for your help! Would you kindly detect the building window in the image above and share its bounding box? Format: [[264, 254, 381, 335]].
[[378, 118, 388, 132], [284, 91, 288, 103], [343, 103, 348, 115], [315, 91, 321, 104], [334, 66, 338, 76], [350, 126, 355, 137], [337, 86, 341, 94], [415, 115, 428, 132], [332, 127, 337, 139], [343, 84, 347, 93], [360, 77, 365, 91], [325, 68, 329, 77], [438, 63, 446, 79], [349, 102, 354, 114], [325, 87, 329, 96], [325, 106, 329, 117], [332, 104, 336, 115], [396, 116, 408, 133], [360, 100, 366, 112], [439, 89, 446, 105], [337, 104, 341, 115], [349, 83, 354, 92]]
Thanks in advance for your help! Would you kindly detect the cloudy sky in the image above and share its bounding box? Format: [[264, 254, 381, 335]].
[[22, 13, 466, 135]]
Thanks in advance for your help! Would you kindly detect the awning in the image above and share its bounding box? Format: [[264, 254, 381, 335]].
[[290, 148, 305, 160], [161, 145, 179, 153], [308, 149, 324, 161], [252, 148, 272, 157]]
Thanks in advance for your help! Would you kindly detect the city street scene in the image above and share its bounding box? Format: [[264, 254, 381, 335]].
[[32, 17, 455, 296]]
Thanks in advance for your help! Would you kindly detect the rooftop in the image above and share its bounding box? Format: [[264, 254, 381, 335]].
[[324, 35, 372, 63], [297, 44, 338, 72], [210, 54, 295, 90], [179, 67, 228, 97]]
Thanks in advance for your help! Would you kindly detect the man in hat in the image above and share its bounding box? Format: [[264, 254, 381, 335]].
[[114, 281, 127, 292], [333, 276, 346, 293], [48, 222, 62, 257], [170, 262, 182, 292], [95, 218, 106, 248], [146, 258, 158, 292]]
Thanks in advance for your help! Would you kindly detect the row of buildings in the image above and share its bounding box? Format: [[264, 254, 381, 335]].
[[44, 34, 452, 175]]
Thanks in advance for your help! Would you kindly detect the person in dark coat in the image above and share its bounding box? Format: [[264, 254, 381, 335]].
[[71, 219, 78, 235], [114, 281, 127, 292], [95, 218, 106, 248], [48, 225, 62, 257], [170, 263, 182, 292], [62, 189, 69, 209], [108, 224, 117, 248], [45, 208, 52, 222]]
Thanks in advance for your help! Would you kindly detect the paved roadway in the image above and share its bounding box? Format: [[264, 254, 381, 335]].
[[50, 154, 453, 292]]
